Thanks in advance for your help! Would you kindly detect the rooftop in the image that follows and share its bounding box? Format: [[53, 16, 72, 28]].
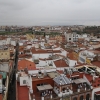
[[47, 71, 60, 78], [18, 59, 36, 70], [32, 75, 51, 81], [31, 47, 61, 54], [92, 61, 100, 67], [53, 74, 71, 85], [54, 59, 68, 67]]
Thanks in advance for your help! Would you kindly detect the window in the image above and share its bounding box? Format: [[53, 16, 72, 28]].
[[69, 38, 71, 40], [80, 95, 84, 100], [79, 57, 85, 63], [86, 94, 90, 100], [23, 80, 26, 84], [62, 88, 66, 93]]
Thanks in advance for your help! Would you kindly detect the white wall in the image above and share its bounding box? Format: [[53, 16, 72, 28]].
[[11, 40, 16, 46], [19, 42, 23, 46], [20, 76, 28, 86], [78, 52, 86, 63], [28, 68, 56, 75], [6, 38, 11, 44], [32, 53, 52, 59], [0, 40, 6, 45], [69, 60, 77, 67], [26, 45, 32, 49]]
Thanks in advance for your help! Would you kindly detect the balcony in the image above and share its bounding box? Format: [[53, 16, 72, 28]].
[[54, 87, 73, 97], [72, 83, 91, 94]]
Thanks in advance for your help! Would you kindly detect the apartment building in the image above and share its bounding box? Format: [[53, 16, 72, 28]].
[[0, 49, 10, 60]]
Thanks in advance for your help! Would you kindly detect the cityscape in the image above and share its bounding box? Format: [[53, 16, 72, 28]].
[[0, 0, 100, 100], [0, 25, 100, 100]]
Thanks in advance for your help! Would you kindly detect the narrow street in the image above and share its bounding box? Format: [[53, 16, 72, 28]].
[[7, 42, 19, 100]]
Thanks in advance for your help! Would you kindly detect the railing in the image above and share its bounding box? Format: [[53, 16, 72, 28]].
[[73, 85, 91, 94]]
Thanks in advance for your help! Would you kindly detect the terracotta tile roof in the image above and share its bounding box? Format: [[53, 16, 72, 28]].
[[31, 47, 61, 54], [18, 54, 32, 59], [54, 59, 68, 67], [92, 61, 100, 67], [17, 82, 29, 100], [67, 52, 77, 60], [18, 59, 36, 70], [84, 74, 93, 82]]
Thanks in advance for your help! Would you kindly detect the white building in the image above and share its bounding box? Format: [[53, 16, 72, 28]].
[[64, 32, 79, 42]]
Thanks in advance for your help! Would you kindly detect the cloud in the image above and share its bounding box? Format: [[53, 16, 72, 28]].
[[0, 0, 100, 26]]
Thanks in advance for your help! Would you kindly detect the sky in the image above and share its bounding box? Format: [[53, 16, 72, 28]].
[[0, 0, 100, 26]]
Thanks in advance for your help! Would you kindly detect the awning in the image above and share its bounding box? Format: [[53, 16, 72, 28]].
[[37, 84, 53, 91], [73, 78, 86, 84], [37, 86, 45, 91], [44, 84, 53, 90]]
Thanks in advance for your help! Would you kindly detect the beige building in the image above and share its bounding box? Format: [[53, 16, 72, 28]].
[[0, 49, 10, 60], [26, 34, 34, 41]]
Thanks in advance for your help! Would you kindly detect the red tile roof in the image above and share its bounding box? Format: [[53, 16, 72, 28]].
[[17, 82, 29, 100], [92, 61, 100, 67], [54, 59, 68, 67], [31, 47, 61, 54], [18, 54, 32, 59], [18, 59, 36, 70], [85, 73, 100, 88], [85, 74, 93, 82], [67, 52, 77, 60]]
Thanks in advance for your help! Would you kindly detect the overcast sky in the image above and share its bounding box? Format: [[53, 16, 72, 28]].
[[0, 0, 100, 26]]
